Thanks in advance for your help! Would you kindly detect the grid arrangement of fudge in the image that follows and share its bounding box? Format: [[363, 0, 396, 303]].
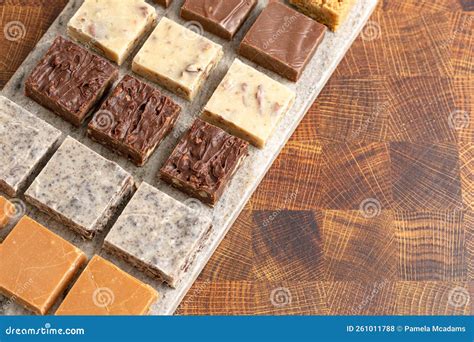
[[0, 96, 61, 196], [133, 17, 223, 100], [103, 182, 213, 287], [56, 255, 158, 315], [88, 75, 181, 166], [0, 196, 15, 229], [181, 0, 257, 40], [289, 0, 356, 31], [239, 2, 326, 82], [67, 0, 157, 65], [160, 119, 249, 206], [25, 36, 118, 127], [203, 59, 296, 148], [0, 217, 86, 315], [25, 137, 135, 240]]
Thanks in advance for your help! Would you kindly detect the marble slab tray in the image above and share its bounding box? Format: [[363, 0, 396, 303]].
[[0, 0, 378, 315]]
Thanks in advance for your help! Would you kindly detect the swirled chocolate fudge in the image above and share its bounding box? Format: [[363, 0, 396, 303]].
[[88, 75, 181, 166], [160, 118, 248, 206], [25, 36, 118, 126]]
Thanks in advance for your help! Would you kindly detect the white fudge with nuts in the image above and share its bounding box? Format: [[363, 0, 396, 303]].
[[67, 0, 157, 65], [0, 96, 61, 196], [203, 59, 295, 148], [25, 137, 135, 239], [132, 17, 223, 100], [103, 182, 213, 288]]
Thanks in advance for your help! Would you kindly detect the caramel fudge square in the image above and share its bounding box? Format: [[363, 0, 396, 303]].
[[67, 0, 157, 65], [132, 17, 223, 100], [181, 0, 257, 40], [56, 255, 158, 315], [0, 96, 61, 197], [239, 2, 326, 81], [203, 59, 295, 148], [289, 0, 356, 31], [25, 36, 118, 127], [25, 137, 135, 240], [88, 75, 181, 166], [160, 119, 249, 206], [0, 216, 86, 315], [103, 182, 213, 287]]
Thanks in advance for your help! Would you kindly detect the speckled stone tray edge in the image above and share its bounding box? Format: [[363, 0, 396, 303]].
[[0, 0, 378, 315]]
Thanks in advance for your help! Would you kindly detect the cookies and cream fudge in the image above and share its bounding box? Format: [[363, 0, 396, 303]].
[[160, 119, 249, 206], [88, 75, 181, 166], [67, 0, 157, 65], [181, 0, 257, 40], [289, 0, 355, 31], [25, 137, 135, 239], [0, 216, 86, 315], [103, 182, 213, 287], [0, 96, 61, 196], [56, 255, 158, 315], [202, 59, 295, 148], [0, 196, 15, 229], [25, 36, 118, 127], [239, 2, 326, 81], [132, 17, 223, 100]]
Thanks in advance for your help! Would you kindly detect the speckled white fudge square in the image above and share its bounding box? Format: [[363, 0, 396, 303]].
[[203, 59, 295, 148], [25, 137, 135, 239], [67, 0, 157, 65], [103, 182, 213, 287], [0, 96, 61, 197], [132, 17, 223, 100]]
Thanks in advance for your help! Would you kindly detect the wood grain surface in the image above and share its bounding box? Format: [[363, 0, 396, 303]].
[[0, 0, 472, 315]]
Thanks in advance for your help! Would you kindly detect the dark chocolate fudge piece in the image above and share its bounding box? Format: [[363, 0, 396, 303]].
[[160, 118, 248, 206], [181, 0, 257, 40], [25, 36, 118, 126], [239, 2, 326, 82], [88, 75, 181, 166]]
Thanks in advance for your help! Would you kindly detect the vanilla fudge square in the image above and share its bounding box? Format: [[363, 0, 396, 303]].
[[0, 96, 61, 196], [67, 0, 157, 65], [202, 59, 295, 148], [132, 17, 223, 100], [25, 137, 135, 239], [103, 182, 213, 287]]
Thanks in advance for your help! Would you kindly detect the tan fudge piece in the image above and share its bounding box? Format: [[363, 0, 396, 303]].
[[0, 196, 15, 229]]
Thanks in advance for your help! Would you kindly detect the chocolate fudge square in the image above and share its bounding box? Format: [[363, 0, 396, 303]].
[[239, 2, 326, 82], [160, 119, 248, 206], [88, 75, 181, 166], [181, 0, 257, 40], [25, 36, 118, 126]]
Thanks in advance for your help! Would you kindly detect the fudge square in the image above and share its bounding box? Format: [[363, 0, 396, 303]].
[[181, 0, 257, 40], [25, 137, 135, 240], [132, 17, 223, 100], [67, 0, 157, 65], [0, 96, 61, 197], [202, 59, 295, 148], [289, 0, 356, 31], [56, 255, 158, 315], [103, 182, 213, 287], [160, 118, 249, 206], [88, 75, 181, 166], [239, 2, 326, 82], [0, 216, 86, 315], [25, 36, 118, 127], [0, 196, 15, 229]]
